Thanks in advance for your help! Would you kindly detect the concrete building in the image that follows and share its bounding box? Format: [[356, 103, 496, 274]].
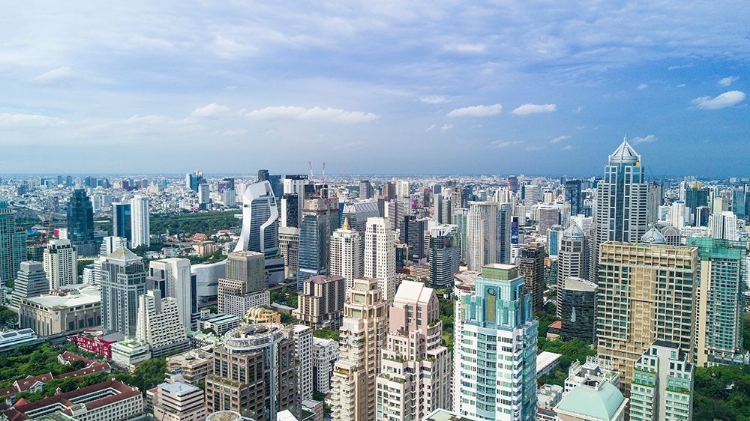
[[43, 239, 77, 289], [556, 223, 589, 318], [428, 224, 460, 289], [130, 195, 150, 248], [312, 337, 338, 394], [564, 356, 621, 395], [234, 181, 283, 286], [364, 217, 397, 306], [11, 261, 49, 309], [554, 377, 627, 421], [136, 289, 190, 357], [294, 275, 346, 330], [148, 258, 193, 330], [375, 281, 451, 421], [453, 264, 538, 421], [100, 247, 147, 336], [298, 195, 340, 289], [293, 325, 314, 402], [517, 243, 545, 313], [218, 251, 266, 315], [205, 324, 299, 421], [329, 219, 363, 289], [559, 277, 597, 344], [152, 380, 207, 421], [630, 341, 693, 421], [279, 227, 300, 279], [166, 347, 213, 385], [331, 278, 386, 421], [19, 284, 101, 337], [466, 201, 498, 271], [111, 338, 152, 371], [191, 261, 225, 309], [596, 242, 697, 394]]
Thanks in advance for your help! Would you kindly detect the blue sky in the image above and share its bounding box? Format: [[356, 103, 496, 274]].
[[1, 1, 748, 177]]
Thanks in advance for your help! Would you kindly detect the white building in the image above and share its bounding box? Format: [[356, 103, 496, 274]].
[[111, 338, 152, 371], [293, 325, 314, 401], [152, 380, 207, 421], [135, 289, 189, 357], [43, 239, 77, 288], [364, 217, 396, 306], [131, 195, 150, 248], [709, 210, 739, 241], [466, 201, 498, 270], [149, 258, 193, 330], [312, 337, 338, 394], [329, 219, 363, 289], [100, 236, 128, 256]]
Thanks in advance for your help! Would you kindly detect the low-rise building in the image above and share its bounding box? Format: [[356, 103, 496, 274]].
[[152, 381, 207, 421], [197, 313, 241, 336], [537, 351, 563, 379], [537, 384, 564, 410], [19, 285, 101, 337], [110, 338, 151, 372], [68, 330, 124, 359], [0, 328, 41, 353], [167, 347, 213, 385]]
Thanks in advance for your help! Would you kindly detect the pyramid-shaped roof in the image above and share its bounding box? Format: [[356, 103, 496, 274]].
[[563, 222, 585, 238], [641, 226, 666, 244], [609, 137, 640, 165], [107, 247, 140, 261]]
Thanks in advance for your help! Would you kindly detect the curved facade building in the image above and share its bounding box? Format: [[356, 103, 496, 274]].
[[234, 181, 279, 256]]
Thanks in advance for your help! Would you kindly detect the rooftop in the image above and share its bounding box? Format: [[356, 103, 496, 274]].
[[157, 381, 201, 396], [24, 285, 101, 309], [555, 381, 626, 421], [608, 137, 641, 165]]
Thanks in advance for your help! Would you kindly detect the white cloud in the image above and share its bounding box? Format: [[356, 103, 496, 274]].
[[551, 135, 570, 144], [421, 95, 448, 104], [562, 145, 573, 151], [692, 91, 746, 109], [512, 103, 557, 116], [632, 134, 657, 143], [637, 83, 648, 90], [440, 123, 453, 132], [447, 104, 502, 117], [526, 145, 545, 151], [222, 129, 247, 136], [489, 140, 522, 149], [31, 66, 75, 85], [443, 43, 486, 54], [0, 112, 66, 126], [425, 124, 436, 132], [124, 114, 169, 124], [192, 103, 230, 118], [677, 84, 686, 88], [719, 76, 739, 87], [241, 106, 378, 124]]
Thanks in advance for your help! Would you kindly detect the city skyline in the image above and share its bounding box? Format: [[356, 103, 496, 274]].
[[1, 2, 748, 176]]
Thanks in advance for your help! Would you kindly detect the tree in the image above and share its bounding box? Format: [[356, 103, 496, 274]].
[[313, 328, 340, 342], [0, 306, 18, 329]]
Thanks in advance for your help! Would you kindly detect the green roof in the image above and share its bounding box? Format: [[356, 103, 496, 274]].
[[555, 382, 625, 420]]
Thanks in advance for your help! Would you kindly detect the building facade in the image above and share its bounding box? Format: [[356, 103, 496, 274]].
[[100, 247, 148, 336], [0, 202, 28, 282], [294, 274, 346, 330], [43, 239, 78, 289], [130, 195, 150, 248], [329, 219, 363, 289], [630, 341, 693, 421], [428, 224, 460, 289], [135, 289, 190, 357], [364, 217, 397, 307]]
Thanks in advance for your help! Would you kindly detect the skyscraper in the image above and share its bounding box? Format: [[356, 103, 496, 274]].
[[453, 264, 538, 420], [298, 196, 340, 289], [292, 325, 314, 402], [67, 189, 96, 256], [630, 341, 694, 421], [428, 224, 460, 289], [359, 180, 374, 200], [466, 201, 498, 270], [130, 195, 150, 248], [294, 274, 346, 330], [135, 289, 189, 357], [186, 170, 203, 192], [556, 222, 589, 316], [100, 247, 147, 336], [234, 181, 283, 286], [329, 219, 363, 288], [43, 239, 78, 289], [148, 258, 193, 331], [217, 251, 268, 316], [517, 243, 545, 313], [709, 211, 739, 241], [592, 138, 648, 281], [564, 179, 582, 217], [112, 202, 132, 242], [11, 261, 49, 309], [364, 217, 396, 306], [559, 277, 597, 344], [331, 278, 386, 421], [376, 281, 451, 421], [596, 241, 697, 393]]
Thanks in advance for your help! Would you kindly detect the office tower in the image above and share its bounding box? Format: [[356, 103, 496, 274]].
[[451, 208, 468, 262], [152, 381, 207, 421], [466, 201, 498, 270], [235, 181, 283, 286], [684, 184, 710, 226], [205, 324, 299, 421], [375, 281, 451, 421], [279, 227, 300, 279], [281, 193, 301, 228], [100, 247, 148, 336], [709, 211, 739, 240], [596, 241, 697, 393], [507, 175, 519, 193], [592, 138, 648, 281], [559, 277, 597, 344], [292, 325, 314, 401], [43, 239, 78, 289], [294, 275, 346, 330], [198, 182, 210, 206], [100, 236, 128, 256], [538, 205, 560, 234], [148, 258, 193, 330], [497, 203, 512, 264], [630, 341, 693, 421], [733, 185, 747, 217], [364, 217, 397, 306], [257, 168, 270, 182], [298, 196, 340, 289], [669, 200, 686, 229], [341, 201, 380, 239], [556, 222, 589, 315], [331, 278, 386, 421], [517, 243, 545, 313], [186, 170, 203, 192], [546, 225, 564, 258], [67, 189, 96, 256], [395, 180, 410, 199], [329, 219, 363, 288], [313, 337, 339, 394], [359, 180, 374, 199], [564, 180, 582, 216], [218, 251, 267, 315], [433, 194, 444, 223], [524, 184, 541, 206], [689, 237, 746, 366], [381, 181, 396, 201], [402, 215, 427, 263], [428, 224, 459, 289], [112, 202, 132, 242], [130, 195, 150, 248], [453, 264, 538, 421], [136, 289, 189, 357], [646, 181, 663, 226], [11, 261, 49, 308]]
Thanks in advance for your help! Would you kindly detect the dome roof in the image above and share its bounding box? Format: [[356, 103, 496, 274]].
[[563, 222, 585, 238], [555, 381, 625, 420], [609, 137, 641, 165], [641, 226, 666, 244]]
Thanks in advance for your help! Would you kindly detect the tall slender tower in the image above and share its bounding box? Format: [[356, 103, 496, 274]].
[[148, 258, 193, 330], [556, 222, 589, 317], [100, 247, 147, 336], [331, 278, 386, 421], [112, 202, 132, 242], [43, 239, 78, 289], [592, 138, 648, 280], [235, 181, 283, 286], [67, 189, 96, 256], [0, 202, 27, 282], [130, 196, 150, 248], [517, 243, 545, 313], [466, 201, 498, 270], [364, 218, 396, 306], [329, 218, 363, 289]]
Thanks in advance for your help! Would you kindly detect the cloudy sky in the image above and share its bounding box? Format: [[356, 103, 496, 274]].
[[1, 1, 749, 177]]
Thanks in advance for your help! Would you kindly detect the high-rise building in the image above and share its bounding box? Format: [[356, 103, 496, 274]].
[[294, 274, 346, 330], [453, 264, 538, 421], [546, 225, 564, 258], [186, 171, 204, 192], [0, 203, 27, 283], [329, 219, 363, 289], [592, 138, 648, 281], [198, 182, 210, 206], [646, 181, 664, 227], [630, 341, 693, 421], [292, 325, 314, 402], [596, 241, 697, 393], [401, 215, 427, 263], [331, 278, 386, 421], [100, 236, 128, 256], [428, 224, 460, 289], [205, 324, 299, 421], [112, 202, 132, 242], [148, 258, 193, 330], [130, 195, 150, 248], [451, 208, 468, 262], [556, 222, 589, 317], [559, 277, 597, 344], [689, 237, 746, 366], [11, 261, 49, 309], [564, 180, 583, 217], [359, 180, 374, 200], [364, 217, 397, 306], [684, 184, 710, 226], [732, 185, 747, 218], [312, 337, 339, 394], [43, 239, 78, 289], [100, 247, 148, 336], [466, 201, 498, 270], [538, 205, 560, 234], [375, 281, 451, 421], [517, 243, 545, 313], [67, 189, 96, 256], [217, 252, 268, 316], [298, 196, 340, 289], [340, 201, 380, 240], [709, 211, 739, 241], [135, 289, 189, 357], [234, 181, 283, 286], [279, 227, 300, 279]]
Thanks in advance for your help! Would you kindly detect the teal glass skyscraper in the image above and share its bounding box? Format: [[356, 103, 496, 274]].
[[0, 202, 27, 282], [67, 189, 96, 256]]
